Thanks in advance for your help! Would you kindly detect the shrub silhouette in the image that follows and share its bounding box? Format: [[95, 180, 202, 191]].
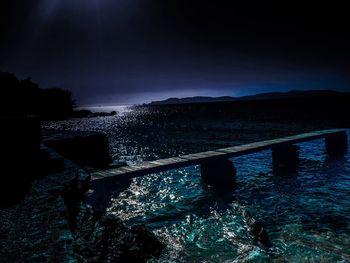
[[39, 88, 75, 119], [0, 72, 75, 119]]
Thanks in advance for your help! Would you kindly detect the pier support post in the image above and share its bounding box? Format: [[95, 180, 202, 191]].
[[272, 144, 299, 172], [200, 159, 236, 191], [325, 131, 348, 156]]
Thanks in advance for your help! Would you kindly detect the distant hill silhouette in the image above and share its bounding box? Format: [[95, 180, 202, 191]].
[[143, 90, 350, 127], [149, 90, 346, 105], [149, 96, 235, 105], [0, 72, 75, 119]]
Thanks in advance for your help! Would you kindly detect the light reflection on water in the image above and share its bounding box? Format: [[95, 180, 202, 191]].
[[43, 107, 350, 262]]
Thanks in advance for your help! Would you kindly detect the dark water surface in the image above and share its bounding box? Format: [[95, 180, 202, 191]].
[[44, 106, 350, 262]]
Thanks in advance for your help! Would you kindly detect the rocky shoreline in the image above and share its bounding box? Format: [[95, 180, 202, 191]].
[[0, 138, 163, 262]]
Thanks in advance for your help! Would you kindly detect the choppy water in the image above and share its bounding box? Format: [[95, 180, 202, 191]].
[[44, 106, 350, 262]]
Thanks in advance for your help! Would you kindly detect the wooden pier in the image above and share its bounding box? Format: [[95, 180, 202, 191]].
[[91, 129, 348, 188]]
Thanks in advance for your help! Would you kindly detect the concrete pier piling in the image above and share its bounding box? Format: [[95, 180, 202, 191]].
[[325, 131, 348, 156], [272, 144, 300, 172], [200, 159, 236, 190]]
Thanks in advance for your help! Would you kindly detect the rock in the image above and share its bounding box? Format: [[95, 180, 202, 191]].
[[243, 210, 270, 248], [37, 148, 64, 177], [0, 178, 32, 207], [0, 116, 41, 207], [73, 207, 164, 262], [46, 133, 112, 168], [1, 116, 41, 154], [127, 225, 164, 261], [61, 170, 91, 232]]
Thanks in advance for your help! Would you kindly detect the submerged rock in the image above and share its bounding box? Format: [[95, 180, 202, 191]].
[[73, 205, 164, 262], [46, 133, 112, 168], [59, 169, 164, 262], [243, 210, 270, 249]]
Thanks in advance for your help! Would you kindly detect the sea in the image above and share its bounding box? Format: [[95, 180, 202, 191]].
[[43, 105, 350, 262]]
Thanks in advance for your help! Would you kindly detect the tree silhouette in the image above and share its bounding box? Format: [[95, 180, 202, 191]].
[[0, 72, 75, 119]]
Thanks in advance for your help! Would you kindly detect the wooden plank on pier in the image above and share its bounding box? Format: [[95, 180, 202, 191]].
[[91, 129, 347, 181]]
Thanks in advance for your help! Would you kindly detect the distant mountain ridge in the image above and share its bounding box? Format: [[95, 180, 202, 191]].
[[148, 90, 345, 105]]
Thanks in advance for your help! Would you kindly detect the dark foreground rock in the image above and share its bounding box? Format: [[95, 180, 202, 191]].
[[1, 116, 42, 207], [0, 150, 164, 262], [73, 209, 163, 262], [46, 133, 112, 168], [0, 154, 78, 262], [61, 170, 164, 262], [243, 210, 270, 249]]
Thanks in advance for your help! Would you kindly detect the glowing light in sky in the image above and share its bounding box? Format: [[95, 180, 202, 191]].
[[40, 0, 59, 17], [38, 0, 104, 19]]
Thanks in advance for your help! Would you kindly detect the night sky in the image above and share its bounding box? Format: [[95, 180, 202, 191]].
[[1, 1, 349, 105]]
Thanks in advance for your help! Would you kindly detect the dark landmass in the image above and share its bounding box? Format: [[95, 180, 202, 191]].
[[149, 96, 237, 105], [0, 72, 75, 120], [149, 90, 347, 105], [46, 133, 112, 168], [72, 109, 117, 118], [0, 72, 119, 119], [144, 91, 350, 127]]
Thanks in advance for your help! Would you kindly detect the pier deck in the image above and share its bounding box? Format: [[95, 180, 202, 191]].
[[91, 129, 347, 181]]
